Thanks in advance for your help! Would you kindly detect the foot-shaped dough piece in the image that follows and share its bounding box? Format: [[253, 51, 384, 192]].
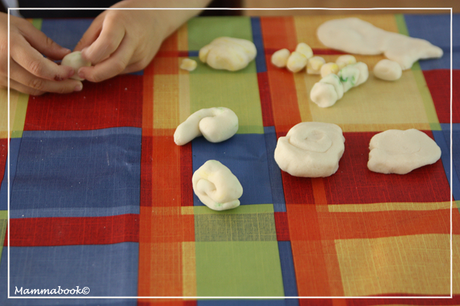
[[317, 18, 443, 70], [192, 160, 243, 211], [274, 122, 345, 177], [199, 37, 257, 71], [368, 129, 441, 174], [174, 107, 238, 145], [61, 51, 91, 81]]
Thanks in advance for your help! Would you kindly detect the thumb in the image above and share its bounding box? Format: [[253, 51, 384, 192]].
[[74, 16, 104, 53]]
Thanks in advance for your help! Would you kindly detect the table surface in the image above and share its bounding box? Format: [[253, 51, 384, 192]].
[[0, 12, 459, 305]]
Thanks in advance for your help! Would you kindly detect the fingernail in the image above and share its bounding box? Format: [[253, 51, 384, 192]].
[[63, 48, 72, 53], [77, 69, 85, 80], [68, 69, 75, 78], [74, 83, 83, 92]]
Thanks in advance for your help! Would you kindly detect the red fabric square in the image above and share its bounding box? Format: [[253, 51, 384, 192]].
[[274, 211, 290, 241], [323, 132, 450, 204], [24, 75, 143, 131], [423, 69, 459, 123]]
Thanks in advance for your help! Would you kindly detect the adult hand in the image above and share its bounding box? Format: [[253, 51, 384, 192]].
[[75, 0, 210, 83], [0, 13, 83, 95]]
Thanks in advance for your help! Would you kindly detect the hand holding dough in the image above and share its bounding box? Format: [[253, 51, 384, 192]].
[[368, 129, 441, 174], [274, 122, 345, 177], [174, 107, 238, 146], [317, 18, 443, 70], [61, 51, 91, 81], [199, 37, 257, 71], [192, 160, 243, 211]]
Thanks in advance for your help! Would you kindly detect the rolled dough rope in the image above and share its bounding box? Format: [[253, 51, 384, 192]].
[[199, 37, 257, 71], [174, 107, 238, 146], [310, 62, 368, 108], [368, 129, 441, 174], [61, 51, 91, 81], [192, 160, 243, 211], [274, 122, 345, 177], [317, 18, 443, 70]]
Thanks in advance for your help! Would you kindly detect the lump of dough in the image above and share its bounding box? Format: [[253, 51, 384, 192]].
[[199, 37, 257, 71], [373, 59, 402, 81], [61, 51, 91, 81], [274, 122, 345, 177], [310, 62, 367, 108], [307, 56, 326, 75], [317, 18, 443, 70], [192, 160, 243, 211], [296, 42, 313, 59], [336, 54, 356, 69], [368, 129, 441, 174], [271, 48, 290, 68], [180, 58, 197, 71], [174, 107, 238, 145], [287, 51, 308, 73], [320, 62, 339, 78]]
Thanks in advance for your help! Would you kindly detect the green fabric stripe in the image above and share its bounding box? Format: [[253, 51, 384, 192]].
[[31, 19, 42, 30], [11, 93, 29, 138], [0, 211, 6, 261], [395, 14, 409, 36], [193, 203, 274, 215]]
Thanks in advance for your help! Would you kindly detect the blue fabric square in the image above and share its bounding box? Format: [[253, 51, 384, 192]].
[[192, 134, 273, 206], [404, 14, 457, 70], [437, 124, 460, 204], [10, 128, 142, 218], [1, 243, 138, 300], [40, 19, 93, 51]]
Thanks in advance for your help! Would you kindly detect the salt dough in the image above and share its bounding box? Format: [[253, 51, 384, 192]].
[[287, 43, 314, 72], [61, 51, 91, 81], [317, 18, 443, 70], [199, 37, 257, 71], [180, 58, 197, 71], [307, 56, 325, 75], [310, 62, 368, 108], [320, 62, 339, 78], [274, 122, 345, 177], [373, 59, 402, 81], [271, 48, 290, 68], [174, 107, 238, 146], [192, 160, 243, 211], [368, 129, 441, 174], [336, 54, 356, 69]]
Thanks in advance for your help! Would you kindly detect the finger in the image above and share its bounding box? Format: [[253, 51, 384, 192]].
[[78, 37, 135, 83], [10, 59, 83, 94], [80, 17, 125, 64], [11, 35, 75, 81], [9, 79, 45, 96], [74, 15, 104, 52], [18, 18, 71, 60]]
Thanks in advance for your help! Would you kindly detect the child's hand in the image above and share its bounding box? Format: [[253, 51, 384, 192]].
[[0, 13, 82, 95], [75, 0, 209, 83]]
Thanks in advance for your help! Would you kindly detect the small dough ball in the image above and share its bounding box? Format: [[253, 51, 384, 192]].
[[199, 37, 257, 71], [373, 59, 402, 81], [271, 48, 290, 68], [61, 51, 91, 81], [336, 54, 356, 69], [287, 51, 307, 73], [295, 42, 313, 59], [180, 58, 197, 71], [307, 56, 325, 75], [320, 62, 339, 78]]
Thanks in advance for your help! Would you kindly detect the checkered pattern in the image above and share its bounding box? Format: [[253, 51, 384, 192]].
[[0, 12, 458, 305]]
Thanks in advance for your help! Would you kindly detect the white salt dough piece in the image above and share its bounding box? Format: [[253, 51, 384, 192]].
[[373, 59, 402, 81], [180, 58, 197, 71], [320, 62, 339, 78], [192, 160, 243, 211], [271, 48, 290, 68], [307, 56, 326, 75], [296, 42, 313, 59], [174, 107, 238, 145], [199, 37, 257, 71], [61, 51, 91, 81], [287, 51, 308, 73], [336, 55, 356, 70], [274, 122, 345, 177], [310, 62, 368, 108], [368, 129, 441, 174], [317, 18, 443, 70]]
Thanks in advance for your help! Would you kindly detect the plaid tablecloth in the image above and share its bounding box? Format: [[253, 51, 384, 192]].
[[0, 12, 459, 305]]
